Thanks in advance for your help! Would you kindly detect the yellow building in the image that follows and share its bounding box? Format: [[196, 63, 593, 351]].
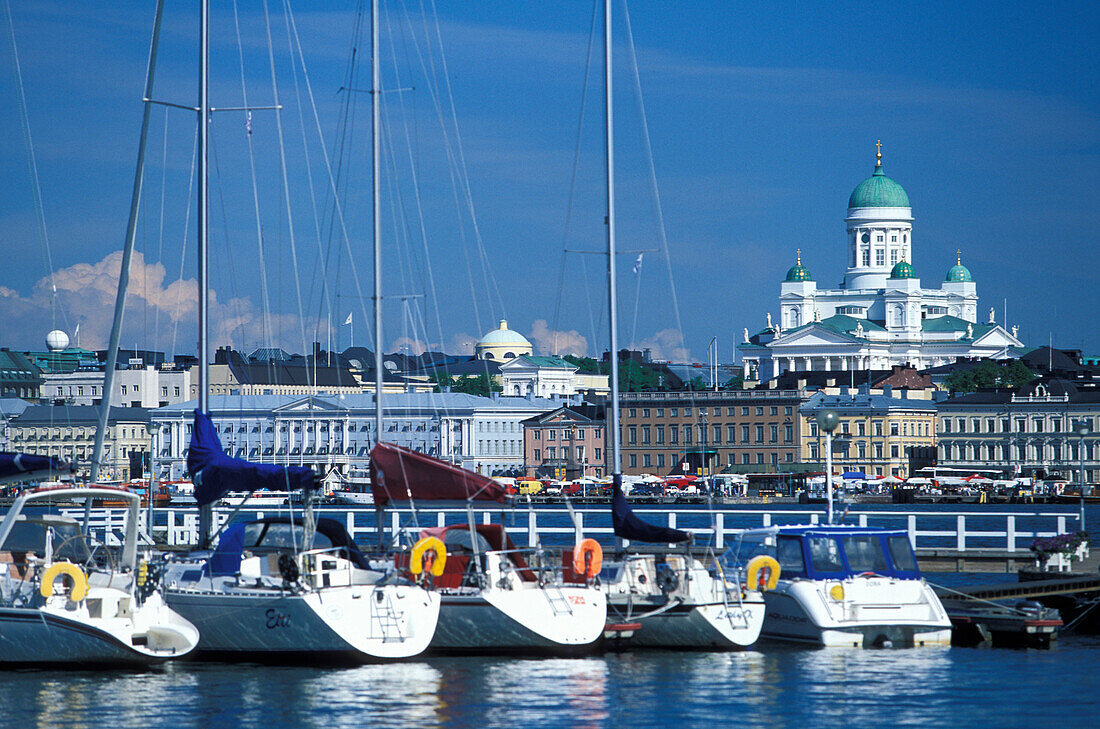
[[800, 389, 937, 479]]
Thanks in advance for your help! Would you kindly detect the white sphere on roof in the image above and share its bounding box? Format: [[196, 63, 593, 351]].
[[475, 319, 532, 361], [46, 329, 69, 351]]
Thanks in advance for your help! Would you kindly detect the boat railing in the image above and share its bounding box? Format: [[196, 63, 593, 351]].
[[124, 506, 1088, 556]]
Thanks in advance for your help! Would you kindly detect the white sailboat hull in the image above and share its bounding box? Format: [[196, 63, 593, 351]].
[[0, 590, 199, 666], [166, 583, 440, 660], [431, 586, 606, 652]]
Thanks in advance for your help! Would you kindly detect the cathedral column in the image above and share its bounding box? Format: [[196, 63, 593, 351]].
[[803, 357, 812, 371], [771, 358, 780, 378], [824, 357, 832, 371], [840, 357, 848, 371]]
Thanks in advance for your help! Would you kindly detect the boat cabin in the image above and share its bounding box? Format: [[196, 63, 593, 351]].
[[402, 524, 536, 588], [772, 526, 921, 581]]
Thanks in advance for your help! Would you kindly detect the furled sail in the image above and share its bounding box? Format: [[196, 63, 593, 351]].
[[0, 452, 72, 484], [188, 410, 316, 505], [612, 479, 690, 543], [369, 441, 505, 507]]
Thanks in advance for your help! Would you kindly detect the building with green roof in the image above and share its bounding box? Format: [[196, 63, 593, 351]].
[[739, 144, 1024, 380]]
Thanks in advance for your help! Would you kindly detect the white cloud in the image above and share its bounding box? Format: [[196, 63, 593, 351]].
[[630, 328, 691, 363], [529, 319, 588, 357], [449, 332, 477, 356], [390, 337, 428, 356], [0, 251, 331, 354]]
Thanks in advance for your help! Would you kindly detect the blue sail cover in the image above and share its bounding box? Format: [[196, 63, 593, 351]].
[[0, 452, 71, 484], [612, 477, 690, 543], [188, 410, 316, 506]]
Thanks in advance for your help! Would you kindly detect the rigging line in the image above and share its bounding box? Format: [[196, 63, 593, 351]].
[[261, 0, 310, 365], [623, 1, 690, 395], [407, 1, 484, 334], [170, 124, 200, 358], [305, 0, 366, 350], [154, 107, 170, 352], [231, 0, 274, 349], [386, 3, 447, 367], [425, 0, 506, 323], [285, 1, 376, 353], [4, 0, 66, 332], [552, 0, 601, 356]]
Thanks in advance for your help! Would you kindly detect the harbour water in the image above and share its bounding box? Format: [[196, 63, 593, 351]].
[[4, 502, 1097, 727], [2, 635, 1098, 729]]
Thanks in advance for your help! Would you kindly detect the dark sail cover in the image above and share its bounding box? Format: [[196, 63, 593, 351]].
[[0, 452, 71, 484], [369, 441, 505, 507], [188, 410, 316, 506], [612, 478, 690, 543]]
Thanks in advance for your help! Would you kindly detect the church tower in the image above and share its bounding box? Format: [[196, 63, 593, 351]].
[[844, 142, 914, 290]]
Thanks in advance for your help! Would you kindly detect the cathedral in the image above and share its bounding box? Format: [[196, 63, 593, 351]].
[[739, 144, 1024, 381]]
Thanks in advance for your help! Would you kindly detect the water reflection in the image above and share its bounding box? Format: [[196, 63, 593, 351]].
[[3, 638, 1100, 728]]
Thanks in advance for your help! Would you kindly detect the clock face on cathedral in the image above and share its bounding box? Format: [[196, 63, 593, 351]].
[[737, 145, 1022, 380]]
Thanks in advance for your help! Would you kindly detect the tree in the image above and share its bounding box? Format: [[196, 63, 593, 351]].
[[430, 371, 501, 396], [946, 359, 1038, 395]]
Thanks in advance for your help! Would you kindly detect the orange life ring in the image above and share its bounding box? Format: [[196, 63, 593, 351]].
[[39, 561, 89, 602], [572, 538, 603, 578], [410, 536, 447, 577], [745, 555, 781, 591]]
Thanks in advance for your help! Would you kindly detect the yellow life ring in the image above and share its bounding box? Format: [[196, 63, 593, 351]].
[[572, 538, 603, 578], [410, 536, 447, 577], [39, 561, 89, 602], [745, 555, 781, 591]]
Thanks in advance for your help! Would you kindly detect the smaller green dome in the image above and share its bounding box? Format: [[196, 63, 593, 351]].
[[945, 250, 972, 282], [889, 260, 916, 279], [784, 249, 813, 282]]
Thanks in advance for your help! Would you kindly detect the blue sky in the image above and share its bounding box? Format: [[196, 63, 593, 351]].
[[1, 1, 1097, 363]]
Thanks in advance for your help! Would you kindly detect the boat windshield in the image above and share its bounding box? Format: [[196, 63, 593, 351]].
[[2, 520, 92, 562], [887, 535, 918, 571], [807, 536, 844, 572], [842, 535, 890, 572], [242, 522, 334, 552]]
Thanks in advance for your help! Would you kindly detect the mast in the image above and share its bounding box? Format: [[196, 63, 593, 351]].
[[197, 0, 213, 547], [372, 0, 384, 446], [605, 0, 622, 487], [90, 0, 166, 484]]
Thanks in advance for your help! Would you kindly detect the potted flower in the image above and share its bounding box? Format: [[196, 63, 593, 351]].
[[1030, 531, 1089, 571]]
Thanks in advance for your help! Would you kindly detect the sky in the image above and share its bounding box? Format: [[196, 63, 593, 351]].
[[1, 1, 1097, 364]]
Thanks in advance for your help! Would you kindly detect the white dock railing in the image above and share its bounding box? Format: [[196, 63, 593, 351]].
[[134, 506, 1084, 554]]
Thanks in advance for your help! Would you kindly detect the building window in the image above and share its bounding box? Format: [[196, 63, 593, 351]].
[[628, 427, 637, 445], [670, 427, 679, 445], [629, 454, 637, 468], [742, 453, 750, 465], [875, 248, 885, 266], [891, 422, 899, 436], [741, 407, 749, 416], [534, 430, 540, 441], [595, 448, 602, 460], [890, 445, 899, 458], [684, 407, 692, 417], [533, 449, 540, 461], [656, 426, 665, 444], [769, 425, 778, 442], [874, 443, 883, 459], [727, 425, 737, 443], [643, 454, 651, 468], [784, 406, 792, 415], [548, 430, 556, 440], [642, 409, 650, 418], [712, 425, 722, 444], [656, 408, 664, 417], [755, 407, 764, 416], [742, 425, 750, 443], [755, 425, 764, 443], [784, 424, 793, 442], [862, 249, 871, 266], [657, 454, 665, 468], [684, 425, 693, 445], [641, 426, 650, 445], [770, 406, 778, 415], [756, 453, 765, 465], [628, 409, 637, 418]]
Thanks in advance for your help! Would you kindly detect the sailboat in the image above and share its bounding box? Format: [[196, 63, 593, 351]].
[[0, 454, 199, 666], [371, 442, 607, 652], [159, 0, 440, 661], [593, 0, 766, 650]]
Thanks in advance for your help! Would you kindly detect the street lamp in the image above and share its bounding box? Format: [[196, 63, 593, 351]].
[[816, 409, 840, 524], [1074, 420, 1091, 531]]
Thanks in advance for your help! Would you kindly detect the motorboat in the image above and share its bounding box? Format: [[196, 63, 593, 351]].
[[371, 441, 607, 653], [162, 411, 440, 661], [0, 481, 199, 666], [599, 477, 767, 649], [745, 524, 952, 647]]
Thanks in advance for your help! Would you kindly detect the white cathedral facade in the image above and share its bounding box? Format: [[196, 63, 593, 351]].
[[739, 146, 1024, 380]]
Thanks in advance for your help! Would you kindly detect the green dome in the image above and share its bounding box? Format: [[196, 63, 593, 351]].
[[784, 250, 813, 282], [889, 260, 916, 279], [945, 252, 972, 282], [848, 148, 910, 208]]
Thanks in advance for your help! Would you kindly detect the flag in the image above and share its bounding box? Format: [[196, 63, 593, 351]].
[[246, 111, 252, 135], [344, 312, 353, 325], [633, 252, 644, 275]]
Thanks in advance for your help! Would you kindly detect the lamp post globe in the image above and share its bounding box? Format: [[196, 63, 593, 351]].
[[816, 409, 840, 524], [816, 410, 840, 434]]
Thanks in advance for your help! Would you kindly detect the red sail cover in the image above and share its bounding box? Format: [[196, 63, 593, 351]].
[[369, 442, 505, 507]]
